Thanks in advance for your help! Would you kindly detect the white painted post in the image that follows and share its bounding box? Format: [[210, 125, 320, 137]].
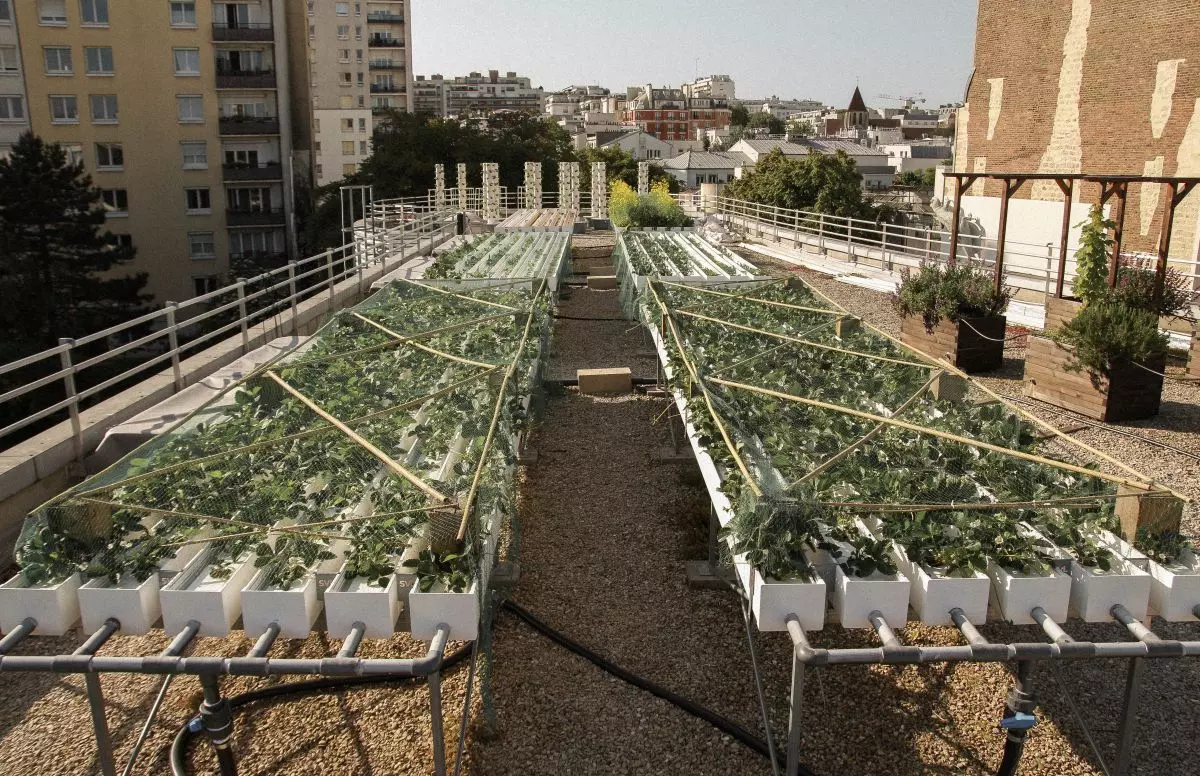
[[434, 164, 446, 210], [236, 280, 249, 353], [58, 338, 82, 460], [288, 261, 299, 334], [164, 303, 183, 390], [591, 162, 608, 219], [457, 162, 468, 211], [637, 161, 650, 195]]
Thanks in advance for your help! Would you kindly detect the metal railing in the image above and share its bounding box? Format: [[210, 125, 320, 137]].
[[678, 193, 1200, 299], [415, 187, 596, 219], [0, 196, 452, 455]]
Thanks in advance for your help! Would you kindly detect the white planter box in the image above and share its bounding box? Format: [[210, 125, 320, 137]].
[[1147, 548, 1200, 622], [0, 572, 82, 636], [79, 574, 161, 634], [986, 561, 1071, 624], [160, 550, 256, 636], [832, 565, 910, 629], [325, 566, 399, 638], [241, 573, 320, 639], [896, 556, 991, 627], [750, 570, 826, 632], [1069, 557, 1152, 622], [408, 580, 479, 641]]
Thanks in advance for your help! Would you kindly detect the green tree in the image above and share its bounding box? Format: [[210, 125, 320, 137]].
[[789, 120, 816, 137], [1073, 205, 1115, 304], [0, 132, 147, 357], [730, 104, 751, 126], [895, 168, 936, 188], [724, 148, 877, 219], [576, 145, 679, 194], [746, 112, 786, 135]]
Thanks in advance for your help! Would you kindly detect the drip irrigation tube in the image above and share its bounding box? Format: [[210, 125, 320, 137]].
[[168, 643, 475, 776], [500, 599, 818, 776]]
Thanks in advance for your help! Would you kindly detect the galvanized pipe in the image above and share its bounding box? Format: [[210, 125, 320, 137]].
[[338, 622, 367, 658], [1033, 607, 1074, 644], [0, 618, 36, 653], [247, 625, 280, 658]]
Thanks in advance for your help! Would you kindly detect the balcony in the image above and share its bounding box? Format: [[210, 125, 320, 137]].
[[219, 116, 280, 135], [216, 65, 277, 89], [230, 250, 288, 269], [367, 37, 403, 48], [368, 60, 404, 70], [370, 83, 403, 93], [226, 207, 285, 227], [222, 162, 283, 182], [366, 11, 403, 22], [212, 22, 273, 41]]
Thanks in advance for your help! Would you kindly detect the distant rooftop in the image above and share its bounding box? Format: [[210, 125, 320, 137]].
[[663, 150, 750, 169]]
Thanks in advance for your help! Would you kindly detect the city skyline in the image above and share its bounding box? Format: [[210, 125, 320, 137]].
[[410, 0, 978, 106]]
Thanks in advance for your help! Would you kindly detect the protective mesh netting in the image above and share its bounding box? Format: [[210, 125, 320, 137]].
[[16, 280, 550, 617], [639, 276, 1175, 582]]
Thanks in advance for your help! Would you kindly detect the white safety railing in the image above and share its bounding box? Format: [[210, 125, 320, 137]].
[[423, 187, 596, 219], [0, 205, 457, 454], [679, 193, 1200, 299]]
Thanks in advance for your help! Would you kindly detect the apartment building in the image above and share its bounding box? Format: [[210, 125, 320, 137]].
[[0, 0, 32, 155], [12, 0, 298, 306], [681, 74, 735, 102], [624, 84, 731, 143], [412, 70, 544, 118], [306, 0, 410, 187]]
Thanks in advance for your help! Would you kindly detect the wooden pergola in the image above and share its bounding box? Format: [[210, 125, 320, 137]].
[[943, 172, 1200, 301]]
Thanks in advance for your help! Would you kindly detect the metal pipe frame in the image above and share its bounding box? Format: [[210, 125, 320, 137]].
[[780, 605, 1200, 776], [0, 620, 453, 776]]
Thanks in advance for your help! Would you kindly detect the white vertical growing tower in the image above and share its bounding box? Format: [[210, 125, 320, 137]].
[[523, 162, 542, 209], [482, 162, 501, 222], [637, 161, 650, 195], [434, 164, 447, 209], [591, 162, 608, 219], [557, 162, 580, 213], [457, 162, 468, 210]]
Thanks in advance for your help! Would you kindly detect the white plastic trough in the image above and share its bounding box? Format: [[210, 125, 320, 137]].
[[160, 548, 257, 636], [78, 574, 161, 634], [0, 572, 83, 636]]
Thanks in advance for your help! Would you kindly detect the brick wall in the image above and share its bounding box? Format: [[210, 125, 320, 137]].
[[962, 0, 1200, 257]]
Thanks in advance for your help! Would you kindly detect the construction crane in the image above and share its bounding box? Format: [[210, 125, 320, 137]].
[[877, 93, 927, 110]]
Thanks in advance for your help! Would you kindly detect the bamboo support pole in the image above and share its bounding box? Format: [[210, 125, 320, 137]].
[[659, 280, 840, 316], [805, 492, 1173, 513], [456, 301, 541, 543], [71, 369, 499, 499], [790, 370, 943, 488], [674, 309, 936, 370], [265, 371, 447, 502], [710, 318, 841, 378], [647, 282, 763, 498], [352, 313, 501, 369], [709, 376, 1166, 493], [76, 498, 337, 542], [404, 279, 519, 312]]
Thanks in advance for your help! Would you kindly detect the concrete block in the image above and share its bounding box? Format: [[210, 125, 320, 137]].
[[587, 275, 618, 290], [577, 368, 632, 395]]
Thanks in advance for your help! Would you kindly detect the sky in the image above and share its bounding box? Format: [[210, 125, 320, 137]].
[[410, 0, 978, 107]]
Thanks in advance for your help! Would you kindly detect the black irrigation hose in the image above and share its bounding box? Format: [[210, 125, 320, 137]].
[[501, 599, 818, 776], [168, 643, 475, 776]]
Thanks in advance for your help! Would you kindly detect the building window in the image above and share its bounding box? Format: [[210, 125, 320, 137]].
[[224, 147, 258, 165], [357, 95, 364, 108], [355, 49, 362, 63], [341, 140, 353, 155], [358, 118, 366, 132], [227, 186, 269, 210], [341, 118, 353, 131], [44, 47, 72, 74], [354, 25, 361, 39], [313, 118, 319, 132], [95, 142, 122, 169], [62, 142, 83, 166], [110, 233, 132, 250], [193, 276, 219, 295], [99, 188, 128, 214], [359, 140, 367, 154], [315, 163, 322, 177], [338, 94, 353, 109], [0, 45, 17, 72], [313, 141, 321, 152], [0, 95, 22, 120], [356, 71, 363, 86], [340, 72, 351, 86], [177, 95, 203, 122], [49, 95, 77, 123], [185, 187, 210, 213], [181, 141, 207, 169], [342, 163, 356, 175], [173, 48, 200, 75], [37, 0, 66, 24], [90, 94, 117, 123], [79, 0, 107, 24], [230, 229, 275, 257], [188, 232, 216, 259], [0, 0, 10, 23], [84, 46, 113, 75], [335, 2, 348, 14], [169, 1, 195, 26], [338, 48, 350, 63], [336, 24, 349, 39]]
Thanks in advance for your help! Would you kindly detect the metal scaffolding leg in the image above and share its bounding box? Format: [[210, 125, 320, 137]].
[[1115, 657, 1146, 776], [429, 669, 447, 776], [85, 673, 117, 776]]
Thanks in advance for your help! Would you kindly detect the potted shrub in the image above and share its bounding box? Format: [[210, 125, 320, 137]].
[[894, 262, 1011, 372], [406, 547, 479, 640]]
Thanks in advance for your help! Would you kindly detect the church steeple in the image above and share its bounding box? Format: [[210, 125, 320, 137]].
[[846, 87, 868, 129]]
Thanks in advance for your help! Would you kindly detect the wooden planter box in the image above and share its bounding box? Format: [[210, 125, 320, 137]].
[[1043, 296, 1083, 332], [1024, 336, 1165, 422], [899, 314, 1006, 373], [1190, 334, 1200, 378]]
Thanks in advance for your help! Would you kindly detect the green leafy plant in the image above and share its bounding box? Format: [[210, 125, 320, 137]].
[[893, 262, 1012, 332], [1051, 300, 1169, 379], [1107, 256, 1197, 319], [1134, 527, 1192, 566], [839, 534, 898, 578], [1072, 205, 1116, 304], [255, 536, 337, 589], [611, 181, 691, 228], [1037, 512, 1113, 572], [403, 548, 472, 592]]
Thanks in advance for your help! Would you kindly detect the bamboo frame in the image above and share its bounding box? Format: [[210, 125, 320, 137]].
[[805, 492, 1173, 513], [76, 498, 339, 543], [789, 369, 943, 488], [265, 371, 447, 502], [402, 279, 519, 312], [660, 280, 841, 316], [674, 309, 936, 370], [709, 376, 1165, 493], [70, 368, 500, 499], [710, 318, 841, 378], [351, 313, 501, 369]]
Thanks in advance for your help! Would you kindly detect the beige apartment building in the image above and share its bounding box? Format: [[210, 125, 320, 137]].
[[0, 0, 32, 154], [307, 0, 410, 187]]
